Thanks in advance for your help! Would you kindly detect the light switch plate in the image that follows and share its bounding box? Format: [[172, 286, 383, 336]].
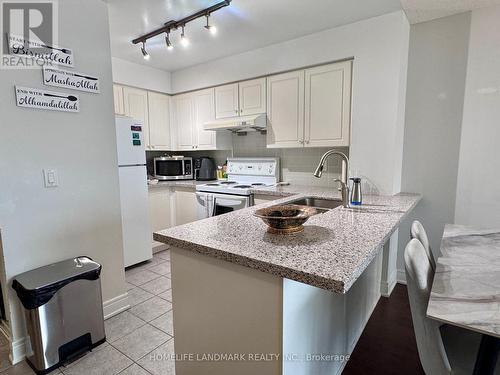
[[43, 169, 58, 188]]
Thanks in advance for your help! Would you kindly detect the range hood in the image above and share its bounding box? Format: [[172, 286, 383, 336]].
[[203, 114, 267, 133]]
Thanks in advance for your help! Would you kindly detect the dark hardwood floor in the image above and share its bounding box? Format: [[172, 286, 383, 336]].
[[343, 284, 425, 375]]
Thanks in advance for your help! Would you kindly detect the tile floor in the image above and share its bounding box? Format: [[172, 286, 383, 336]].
[[0, 250, 176, 375]]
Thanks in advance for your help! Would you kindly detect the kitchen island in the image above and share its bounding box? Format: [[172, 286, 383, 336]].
[[154, 186, 420, 375]]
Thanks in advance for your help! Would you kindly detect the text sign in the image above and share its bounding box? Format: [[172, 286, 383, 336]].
[[43, 67, 99, 93], [15, 86, 79, 112], [8, 34, 73, 67]]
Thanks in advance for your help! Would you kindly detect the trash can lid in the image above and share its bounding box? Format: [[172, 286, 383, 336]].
[[13, 256, 101, 291]]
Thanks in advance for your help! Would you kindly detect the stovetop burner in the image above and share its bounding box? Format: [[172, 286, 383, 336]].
[[233, 185, 252, 189], [251, 183, 265, 186], [220, 181, 237, 185]]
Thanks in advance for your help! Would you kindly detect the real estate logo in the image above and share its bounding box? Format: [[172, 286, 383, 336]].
[[1, 0, 59, 69]]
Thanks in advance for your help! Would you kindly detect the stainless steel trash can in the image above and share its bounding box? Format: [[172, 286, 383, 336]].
[[12, 256, 106, 374]]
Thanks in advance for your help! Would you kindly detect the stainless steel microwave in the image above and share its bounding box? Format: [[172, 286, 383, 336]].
[[153, 156, 193, 180]]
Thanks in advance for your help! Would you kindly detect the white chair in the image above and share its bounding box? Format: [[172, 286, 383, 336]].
[[410, 220, 436, 271], [404, 239, 497, 375]]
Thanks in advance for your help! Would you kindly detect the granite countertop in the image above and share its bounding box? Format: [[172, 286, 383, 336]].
[[427, 224, 500, 338], [154, 184, 421, 293]]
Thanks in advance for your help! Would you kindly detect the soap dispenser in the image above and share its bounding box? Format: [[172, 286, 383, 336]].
[[350, 177, 362, 206]]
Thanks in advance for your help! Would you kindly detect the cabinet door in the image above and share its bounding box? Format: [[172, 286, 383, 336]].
[[148, 92, 171, 150], [215, 83, 239, 119], [239, 78, 266, 116], [173, 94, 195, 151], [304, 61, 352, 147], [123, 87, 150, 148], [149, 188, 172, 249], [174, 188, 198, 225], [113, 84, 125, 115], [266, 71, 305, 148], [193, 88, 217, 150]]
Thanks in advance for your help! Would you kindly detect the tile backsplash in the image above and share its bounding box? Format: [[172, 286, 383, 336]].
[[147, 132, 348, 187]]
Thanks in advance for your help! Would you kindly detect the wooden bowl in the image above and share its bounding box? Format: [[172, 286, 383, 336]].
[[254, 205, 318, 234]]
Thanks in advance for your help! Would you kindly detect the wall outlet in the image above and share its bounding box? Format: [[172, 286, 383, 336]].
[[43, 169, 58, 188]]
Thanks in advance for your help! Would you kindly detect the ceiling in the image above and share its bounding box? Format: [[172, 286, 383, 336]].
[[106, 0, 402, 72], [106, 0, 500, 72], [401, 0, 500, 23]]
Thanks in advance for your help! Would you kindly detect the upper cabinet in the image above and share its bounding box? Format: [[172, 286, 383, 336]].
[[115, 84, 172, 151], [173, 93, 195, 151], [304, 61, 352, 147], [148, 92, 171, 150], [266, 71, 305, 148], [113, 85, 125, 115], [266, 61, 352, 149], [172, 89, 231, 151], [215, 78, 266, 119], [123, 86, 150, 147], [215, 83, 239, 119]]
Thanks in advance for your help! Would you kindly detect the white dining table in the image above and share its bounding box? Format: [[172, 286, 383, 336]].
[[427, 224, 500, 375]]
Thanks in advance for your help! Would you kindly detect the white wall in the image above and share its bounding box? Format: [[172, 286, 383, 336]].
[[455, 4, 500, 227], [0, 0, 127, 360], [397, 13, 471, 279], [172, 11, 410, 196], [112, 57, 171, 93]]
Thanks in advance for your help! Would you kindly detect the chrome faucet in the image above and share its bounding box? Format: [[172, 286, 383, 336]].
[[313, 150, 350, 208]]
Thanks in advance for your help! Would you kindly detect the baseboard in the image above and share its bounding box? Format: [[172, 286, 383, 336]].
[[10, 336, 26, 365], [103, 292, 130, 320], [397, 269, 407, 285], [380, 269, 397, 297]]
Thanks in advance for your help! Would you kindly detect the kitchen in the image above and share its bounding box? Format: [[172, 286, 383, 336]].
[[0, 0, 499, 375]]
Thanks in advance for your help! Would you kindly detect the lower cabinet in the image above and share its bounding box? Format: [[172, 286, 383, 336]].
[[174, 188, 198, 226], [149, 188, 174, 251]]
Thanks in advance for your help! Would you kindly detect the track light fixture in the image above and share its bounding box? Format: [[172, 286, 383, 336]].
[[165, 32, 173, 50], [141, 41, 150, 60], [204, 14, 217, 35], [180, 25, 189, 47], [132, 0, 230, 58]]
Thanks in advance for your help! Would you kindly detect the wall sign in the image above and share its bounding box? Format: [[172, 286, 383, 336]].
[[8, 34, 74, 68], [42, 67, 100, 93], [15, 86, 79, 113]]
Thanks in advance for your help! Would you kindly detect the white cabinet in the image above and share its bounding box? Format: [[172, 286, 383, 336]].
[[304, 61, 351, 147], [123, 86, 150, 148], [215, 78, 266, 119], [193, 88, 217, 149], [174, 188, 198, 225], [113, 84, 125, 115], [215, 83, 239, 119], [266, 61, 352, 149], [149, 188, 173, 250], [266, 70, 305, 148], [173, 93, 195, 151], [148, 92, 171, 150], [239, 78, 266, 116], [172, 89, 231, 151]]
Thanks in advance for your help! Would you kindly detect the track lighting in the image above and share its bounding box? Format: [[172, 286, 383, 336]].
[[180, 25, 189, 47], [204, 14, 217, 35], [132, 0, 231, 57], [141, 41, 150, 60], [165, 32, 173, 50]]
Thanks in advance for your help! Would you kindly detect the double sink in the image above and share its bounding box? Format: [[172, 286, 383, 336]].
[[284, 196, 343, 213]]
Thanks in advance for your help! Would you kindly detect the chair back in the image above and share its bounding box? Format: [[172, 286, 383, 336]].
[[404, 238, 450, 375], [410, 220, 436, 270]]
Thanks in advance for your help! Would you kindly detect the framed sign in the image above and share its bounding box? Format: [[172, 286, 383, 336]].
[[8, 34, 74, 68], [43, 67, 100, 93], [15, 86, 79, 112]]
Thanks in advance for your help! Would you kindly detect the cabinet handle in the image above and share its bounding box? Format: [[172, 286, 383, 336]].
[[305, 140, 310, 144], [235, 110, 238, 114]]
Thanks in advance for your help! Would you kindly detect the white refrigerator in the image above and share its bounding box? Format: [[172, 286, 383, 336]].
[[115, 116, 152, 267]]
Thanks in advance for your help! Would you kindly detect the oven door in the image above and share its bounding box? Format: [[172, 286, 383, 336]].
[[212, 194, 250, 216]]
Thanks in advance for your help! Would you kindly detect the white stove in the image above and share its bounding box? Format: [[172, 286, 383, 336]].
[[196, 158, 279, 196], [195, 158, 279, 218]]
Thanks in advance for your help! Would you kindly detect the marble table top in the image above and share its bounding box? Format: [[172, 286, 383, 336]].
[[427, 224, 500, 338]]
